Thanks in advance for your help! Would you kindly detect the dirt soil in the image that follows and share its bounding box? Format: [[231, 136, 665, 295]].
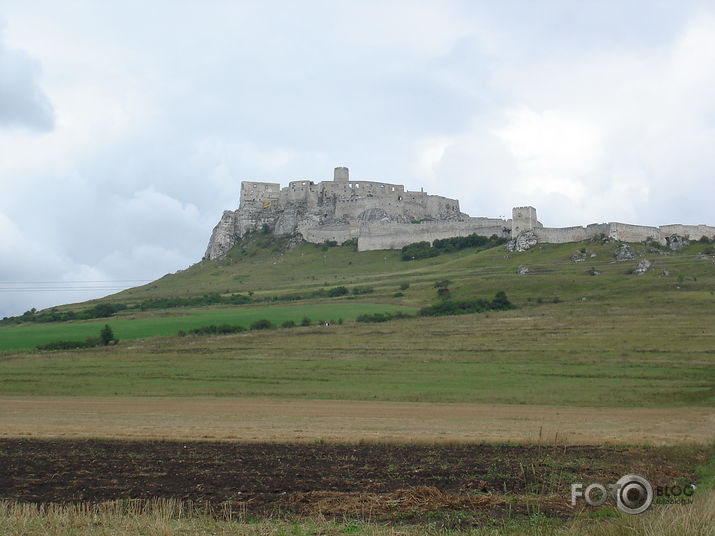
[[0, 439, 705, 521]]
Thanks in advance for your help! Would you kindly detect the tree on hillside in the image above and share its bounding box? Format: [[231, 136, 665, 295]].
[[100, 324, 116, 346]]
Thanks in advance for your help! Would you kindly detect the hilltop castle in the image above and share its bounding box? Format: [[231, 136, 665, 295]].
[[204, 167, 715, 259]]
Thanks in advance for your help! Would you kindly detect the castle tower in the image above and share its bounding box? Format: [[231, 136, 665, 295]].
[[334, 166, 349, 183], [512, 206, 539, 235]]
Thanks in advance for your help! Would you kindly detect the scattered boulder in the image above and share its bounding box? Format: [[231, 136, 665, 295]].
[[660, 269, 670, 277], [666, 234, 689, 251], [647, 247, 670, 255], [570, 249, 596, 262], [615, 244, 635, 261], [587, 267, 600, 276], [517, 265, 529, 275], [507, 231, 538, 252], [632, 259, 652, 275]]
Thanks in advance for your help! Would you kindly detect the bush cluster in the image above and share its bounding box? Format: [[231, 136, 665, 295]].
[[139, 293, 251, 311], [419, 291, 514, 317], [401, 241, 440, 261], [37, 325, 118, 351], [3, 303, 127, 325], [249, 318, 274, 330], [186, 324, 247, 336], [351, 286, 374, 295], [327, 286, 349, 297], [356, 312, 413, 323], [401, 234, 508, 261]]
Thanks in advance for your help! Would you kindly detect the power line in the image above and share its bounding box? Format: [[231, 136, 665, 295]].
[[0, 280, 150, 293], [0, 288, 133, 292], [0, 280, 151, 284]]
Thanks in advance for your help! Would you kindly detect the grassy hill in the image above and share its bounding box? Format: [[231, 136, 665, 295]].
[[111, 233, 715, 308], [1, 234, 713, 406]]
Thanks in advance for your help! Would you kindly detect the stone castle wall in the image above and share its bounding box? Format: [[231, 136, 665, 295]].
[[532, 221, 715, 246], [204, 167, 715, 259], [357, 220, 510, 251]]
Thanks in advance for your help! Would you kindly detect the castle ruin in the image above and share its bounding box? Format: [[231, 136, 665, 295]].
[[204, 167, 715, 259]]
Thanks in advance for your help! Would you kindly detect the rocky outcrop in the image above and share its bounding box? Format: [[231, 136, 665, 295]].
[[204, 211, 240, 260], [507, 231, 538, 252], [666, 234, 689, 251], [615, 244, 635, 261], [632, 259, 652, 275]]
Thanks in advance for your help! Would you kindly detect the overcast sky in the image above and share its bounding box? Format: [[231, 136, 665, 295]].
[[1, 1, 714, 317]]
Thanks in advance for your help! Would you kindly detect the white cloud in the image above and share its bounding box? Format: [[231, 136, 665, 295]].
[[414, 11, 715, 226]]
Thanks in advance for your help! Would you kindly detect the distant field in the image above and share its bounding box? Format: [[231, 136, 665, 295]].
[[0, 302, 415, 351], [0, 300, 713, 405]]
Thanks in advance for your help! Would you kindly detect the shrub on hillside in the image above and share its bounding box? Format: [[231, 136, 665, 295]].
[[36, 340, 94, 351], [401, 234, 507, 262], [356, 312, 413, 323], [356, 312, 392, 323], [432, 233, 506, 252], [138, 293, 250, 311], [401, 241, 439, 261], [419, 292, 515, 317], [436, 287, 451, 300], [341, 238, 358, 250], [187, 324, 247, 336], [250, 318, 274, 330], [3, 302, 127, 326], [36, 325, 120, 351], [281, 319, 296, 328], [320, 240, 338, 251], [327, 286, 349, 297], [351, 286, 374, 295]]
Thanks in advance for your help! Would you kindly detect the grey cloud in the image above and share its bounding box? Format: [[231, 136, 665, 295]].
[[0, 36, 54, 131]]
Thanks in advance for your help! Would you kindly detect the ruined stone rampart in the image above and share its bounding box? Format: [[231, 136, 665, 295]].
[[357, 221, 510, 251], [203, 167, 715, 259]]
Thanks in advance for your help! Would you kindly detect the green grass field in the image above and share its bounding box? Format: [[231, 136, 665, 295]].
[[0, 237, 713, 404], [0, 302, 414, 351]]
